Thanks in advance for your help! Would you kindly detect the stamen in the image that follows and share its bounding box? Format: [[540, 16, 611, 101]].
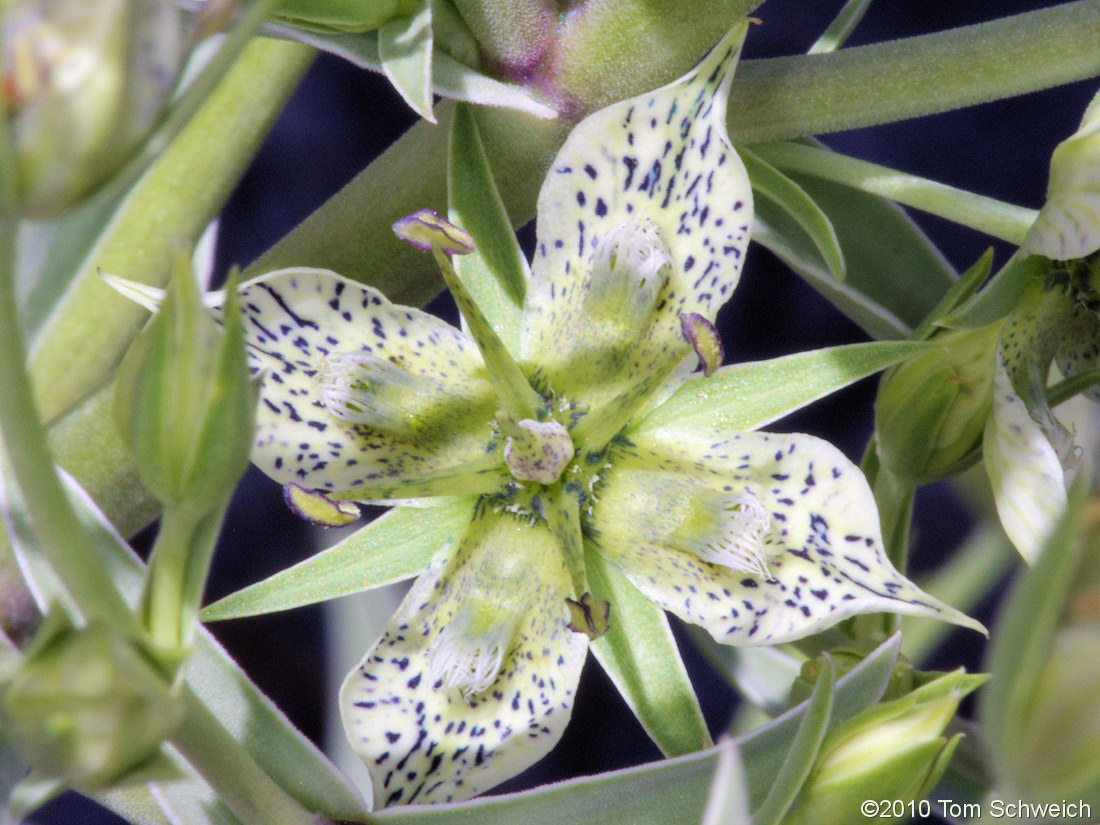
[[672, 491, 775, 580]]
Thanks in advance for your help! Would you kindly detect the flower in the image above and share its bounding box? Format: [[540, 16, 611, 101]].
[[980, 85, 1100, 562], [117, 23, 980, 807]]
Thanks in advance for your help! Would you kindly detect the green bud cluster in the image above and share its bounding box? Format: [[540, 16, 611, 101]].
[[875, 324, 1001, 482]]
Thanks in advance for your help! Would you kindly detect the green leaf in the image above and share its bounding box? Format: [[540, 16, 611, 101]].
[[737, 633, 901, 809], [980, 485, 1086, 781], [632, 340, 934, 438], [700, 739, 752, 825], [202, 498, 475, 620], [741, 146, 845, 283], [586, 547, 712, 758], [751, 657, 834, 825], [448, 104, 528, 353], [753, 162, 957, 340], [267, 26, 558, 119], [272, 0, 415, 32], [1, 466, 371, 821], [379, 0, 436, 121], [808, 0, 874, 54]]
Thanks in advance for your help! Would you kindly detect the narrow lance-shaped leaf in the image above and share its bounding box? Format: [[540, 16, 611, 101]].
[[741, 145, 845, 283], [751, 657, 835, 825], [448, 103, 529, 352], [586, 546, 712, 758], [201, 498, 476, 620]]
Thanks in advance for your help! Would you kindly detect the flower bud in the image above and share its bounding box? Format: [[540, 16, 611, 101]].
[[875, 325, 1000, 482], [994, 620, 1100, 808], [2, 0, 187, 215], [784, 670, 984, 825], [1, 609, 183, 789], [114, 252, 255, 514]]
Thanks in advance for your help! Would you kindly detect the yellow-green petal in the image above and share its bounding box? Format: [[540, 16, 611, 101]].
[[340, 508, 587, 807], [590, 432, 984, 644], [1026, 88, 1100, 260], [229, 268, 500, 496], [521, 23, 752, 409]]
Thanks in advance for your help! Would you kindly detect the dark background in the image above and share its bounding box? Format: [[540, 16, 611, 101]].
[[34, 0, 1097, 821]]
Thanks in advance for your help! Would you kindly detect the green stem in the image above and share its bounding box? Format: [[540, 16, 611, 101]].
[[750, 141, 1038, 245], [172, 689, 320, 825], [728, 0, 1100, 143], [28, 38, 314, 426], [0, 114, 136, 633], [141, 505, 226, 654]]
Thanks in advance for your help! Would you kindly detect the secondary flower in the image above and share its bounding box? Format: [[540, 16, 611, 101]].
[[115, 23, 980, 807], [983, 87, 1100, 562]]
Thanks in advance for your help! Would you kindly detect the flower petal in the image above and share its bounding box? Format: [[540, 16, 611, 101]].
[[521, 24, 752, 408], [1025, 88, 1100, 260], [228, 268, 500, 495], [340, 508, 587, 806], [984, 355, 1069, 564], [983, 286, 1082, 561], [588, 432, 983, 644]]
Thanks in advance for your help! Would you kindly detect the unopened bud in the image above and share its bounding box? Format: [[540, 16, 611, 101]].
[[2, 0, 187, 215], [875, 325, 1000, 482], [1, 609, 182, 789], [785, 670, 985, 825], [114, 251, 255, 514]]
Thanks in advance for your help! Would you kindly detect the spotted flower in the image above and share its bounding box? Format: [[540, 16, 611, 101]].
[[983, 87, 1100, 562], [113, 24, 980, 807]]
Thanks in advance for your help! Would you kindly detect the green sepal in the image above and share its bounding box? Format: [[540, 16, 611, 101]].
[[268, 28, 558, 119], [750, 656, 834, 825], [448, 103, 528, 353], [741, 145, 845, 283], [809, 0, 874, 54], [586, 546, 711, 758], [201, 497, 476, 620], [938, 250, 1047, 330], [633, 340, 934, 438], [913, 248, 994, 339], [738, 634, 900, 809], [379, 0, 436, 121]]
